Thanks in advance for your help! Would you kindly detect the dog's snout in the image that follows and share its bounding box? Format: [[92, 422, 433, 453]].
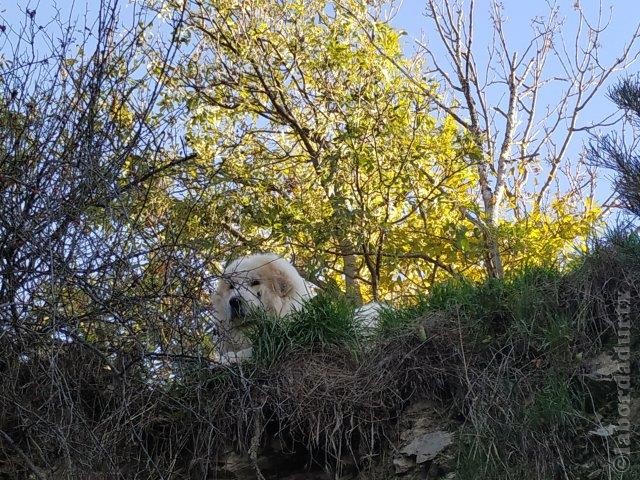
[[229, 296, 244, 318]]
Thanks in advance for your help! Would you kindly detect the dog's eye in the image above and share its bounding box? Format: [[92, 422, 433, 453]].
[[250, 280, 260, 287]]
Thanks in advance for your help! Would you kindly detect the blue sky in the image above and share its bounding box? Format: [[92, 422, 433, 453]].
[[2, 0, 639, 205], [392, 0, 640, 125], [387, 1, 640, 207], [3, 0, 638, 133]]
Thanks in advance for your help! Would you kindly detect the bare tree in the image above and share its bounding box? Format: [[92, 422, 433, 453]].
[[0, 1, 223, 476], [349, 1, 640, 277], [423, 0, 640, 276]]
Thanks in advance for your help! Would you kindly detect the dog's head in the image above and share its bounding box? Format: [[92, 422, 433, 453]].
[[213, 253, 313, 328]]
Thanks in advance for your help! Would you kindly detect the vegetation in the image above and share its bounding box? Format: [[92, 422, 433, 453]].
[[138, 0, 627, 301], [2, 228, 638, 479], [1, 0, 639, 479], [590, 75, 640, 219]]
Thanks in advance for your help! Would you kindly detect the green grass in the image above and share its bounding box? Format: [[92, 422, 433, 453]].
[[525, 371, 580, 428], [375, 295, 427, 338], [245, 290, 363, 366], [226, 229, 640, 479]]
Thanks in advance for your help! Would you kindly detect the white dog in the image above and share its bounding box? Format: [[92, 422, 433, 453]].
[[212, 253, 381, 364], [212, 253, 317, 363]]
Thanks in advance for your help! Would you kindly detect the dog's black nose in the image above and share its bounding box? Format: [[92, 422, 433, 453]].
[[229, 297, 244, 318]]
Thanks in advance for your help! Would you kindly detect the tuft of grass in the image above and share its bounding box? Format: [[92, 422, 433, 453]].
[[525, 372, 580, 428], [246, 291, 362, 366], [456, 428, 510, 480], [564, 225, 640, 348], [398, 266, 567, 351], [244, 312, 291, 367], [288, 290, 362, 346], [375, 295, 428, 338]]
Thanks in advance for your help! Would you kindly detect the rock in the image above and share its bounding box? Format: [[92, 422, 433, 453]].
[[399, 431, 453, 464], [587, 352, 623, 380], [391, 400, 455, 476], [588, 424, 617, 437]]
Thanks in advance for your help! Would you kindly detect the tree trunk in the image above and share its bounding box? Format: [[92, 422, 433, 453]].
[[340, 241, 363, 306], [483, 225, 504, 279]]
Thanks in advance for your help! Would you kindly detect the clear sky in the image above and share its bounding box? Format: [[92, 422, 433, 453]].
[[388, 1, 640, 206], [2, 0, 640, 204], [391, 0, 640, 122]]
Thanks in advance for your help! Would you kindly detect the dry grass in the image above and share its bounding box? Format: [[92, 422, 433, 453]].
[[1, 232, 639, 479]]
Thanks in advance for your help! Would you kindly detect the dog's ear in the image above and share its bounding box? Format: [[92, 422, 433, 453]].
[[271, 272, 293, 298]]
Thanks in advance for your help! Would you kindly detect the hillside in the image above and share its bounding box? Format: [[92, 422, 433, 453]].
[[2, 231, 638, 479]]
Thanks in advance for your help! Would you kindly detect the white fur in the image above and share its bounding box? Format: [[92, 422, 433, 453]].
[[213, 253, 315, 362], [354, 301, 385, 329], [212, 253, 381, 364]]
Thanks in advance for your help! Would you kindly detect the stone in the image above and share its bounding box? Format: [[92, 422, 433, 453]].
[[399, 431, 453, 464]]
